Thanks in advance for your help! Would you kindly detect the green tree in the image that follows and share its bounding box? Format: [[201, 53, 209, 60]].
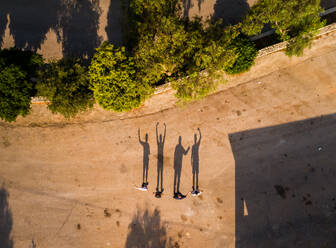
[[242, 0, 325, 56], [89, 43, 152, 112], [0, 48, 43, 122], [36, 59, 94, 119], [224, 35, 257, 74]]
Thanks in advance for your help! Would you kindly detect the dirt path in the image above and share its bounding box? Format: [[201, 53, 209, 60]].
[[1, 32, 336, 248]]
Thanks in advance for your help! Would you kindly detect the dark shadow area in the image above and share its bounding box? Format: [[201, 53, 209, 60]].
[[155, 123, 166, 197], [138, 128, 150, 188], [0, 10, 8, 46], [0, 0, 61, 51], [57, 0, 102, 59], [191, 128, 201, 192], [321, 0, 336, 9], [106, 0, 123, 46], [125, 208, 174, 248], [212, 0, 250, 26], [229, 113, 336, 247], [0, 185, 13, 248], [0, 0, 101, 59], [173, 136, 190, 198]]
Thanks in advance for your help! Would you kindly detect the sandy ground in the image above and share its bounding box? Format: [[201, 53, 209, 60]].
[[1, 27, 336, 248]]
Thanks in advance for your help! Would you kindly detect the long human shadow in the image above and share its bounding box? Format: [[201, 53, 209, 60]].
[[212, 0, 250, 27], [125, 208, 177, 248], [0, 185, 13, 248], [155, 123, 166, 197], [105, 0, 123, 46], [138, 128, 150, 188], [173, 136, 190, 197], [191, 128, 201, 192], [230, 113, 336, 247]]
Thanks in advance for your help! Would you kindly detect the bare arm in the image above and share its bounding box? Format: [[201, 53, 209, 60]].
[[184, 146, 190, 155]]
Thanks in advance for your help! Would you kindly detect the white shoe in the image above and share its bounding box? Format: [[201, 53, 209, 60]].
[[191, 190, 197, 196], [136, 187, 148, 191]]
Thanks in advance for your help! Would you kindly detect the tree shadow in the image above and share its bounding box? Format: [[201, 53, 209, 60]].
[[0, 0, 101, 59], [173, 136, 190, 197], [0, 0, 61, 51], [125, 208, 177, 248], [106, 0, 123, 46], [182, 0, 205, 18], [0, 185, 13, 248], [212, 0, 250, 27], [56, 0, 102, 59], [0, 11, 8, 46], [155, 123, 166, 197], [229, 113, 336, 247], [138, 128, 150, 188]]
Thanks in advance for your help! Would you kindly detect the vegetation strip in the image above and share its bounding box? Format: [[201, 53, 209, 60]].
[[0, 0, 329, 122]]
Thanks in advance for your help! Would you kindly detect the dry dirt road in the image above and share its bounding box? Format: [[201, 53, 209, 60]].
[[1, 32, 336, 248]]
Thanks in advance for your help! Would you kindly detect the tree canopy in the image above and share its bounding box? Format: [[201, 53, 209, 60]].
[[0, 48, 43, 122], [242, 0, 325, 56], [89, 43, 152, 111], [36, 59, 94, 119]]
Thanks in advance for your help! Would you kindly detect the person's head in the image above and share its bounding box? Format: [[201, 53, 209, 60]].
[[145, 133, 148, 142], [194, 134, 197, 143], [178, 136, 182, 144], [159, 134, 162, 142]]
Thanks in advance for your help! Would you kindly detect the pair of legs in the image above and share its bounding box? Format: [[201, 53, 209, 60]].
[[156, 165, 163, 192], [192, 170, 199, 191], [142, 157, 149, 187], [173, 169, 181, 194]]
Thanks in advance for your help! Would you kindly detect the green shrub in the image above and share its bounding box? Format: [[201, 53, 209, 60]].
[[172, 70, 225, 102], [89, 43, 152, 112], [224, 35, 257, 74], [0, 48, 43, 122], [36, 59, 94, 119], [242, 0, 325, 57]]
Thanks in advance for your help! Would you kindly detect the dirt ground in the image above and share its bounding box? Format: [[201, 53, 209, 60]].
[[1, 27, 336, 248]]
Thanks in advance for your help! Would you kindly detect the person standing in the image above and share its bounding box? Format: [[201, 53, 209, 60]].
[[191, 128, 201, 196], [173, 136, 190, 199], [138, 128, 150, 190]]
